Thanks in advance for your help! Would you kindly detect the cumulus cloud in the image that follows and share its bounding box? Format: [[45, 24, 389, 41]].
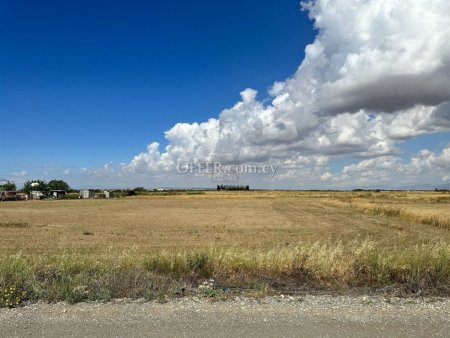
[[324, 146, 450, 187], [81, 162, 115, 177], [118, 0, 450, 187], [304, 0, 450, 114]]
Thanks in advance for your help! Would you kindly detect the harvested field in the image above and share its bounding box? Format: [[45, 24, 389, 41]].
[[0, 191, 449, 304], [1, 191, 449, 253]]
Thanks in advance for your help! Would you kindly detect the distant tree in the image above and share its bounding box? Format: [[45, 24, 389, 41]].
[[0, 181, 16, 191], [216, 184, 249, 191], [22, 180, 49, 194], [47, 180, 70, 191], [124, 189, 137, 196], [132, 187, 146, 193]]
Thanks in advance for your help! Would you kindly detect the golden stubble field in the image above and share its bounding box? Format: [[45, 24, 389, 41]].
[[1, 190, 449, 255], [1, 190, 450, 302]]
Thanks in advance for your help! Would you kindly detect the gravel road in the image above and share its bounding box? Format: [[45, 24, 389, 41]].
[[1, 295, 449, 337]]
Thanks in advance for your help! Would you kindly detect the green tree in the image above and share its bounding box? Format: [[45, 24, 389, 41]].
[[22, 180, 49, 194], [47, 180, 70, 191], [0, 181, 16, 191], [132, 187, 146, 193]]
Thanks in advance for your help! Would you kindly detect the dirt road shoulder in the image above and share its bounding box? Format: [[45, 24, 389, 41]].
[[1, 295, 449, 337]]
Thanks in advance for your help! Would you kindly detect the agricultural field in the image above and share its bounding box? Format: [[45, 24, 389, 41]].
[[1, 191, 450, 305]]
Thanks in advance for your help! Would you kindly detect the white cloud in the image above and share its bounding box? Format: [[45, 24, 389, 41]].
[[110, 1, 450, 188], [326, 146, 450, 187], [320, 172, 332, 182], [80, 163, 115, 177], [302, 0, 450, 114], [408, 147, 450, 176]]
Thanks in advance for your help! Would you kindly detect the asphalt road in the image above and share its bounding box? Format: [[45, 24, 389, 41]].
[[1, 295, 449, 338]]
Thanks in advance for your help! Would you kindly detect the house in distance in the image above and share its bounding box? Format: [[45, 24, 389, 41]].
[[80, 189, 96, 199], [50, 190, 66, 199]]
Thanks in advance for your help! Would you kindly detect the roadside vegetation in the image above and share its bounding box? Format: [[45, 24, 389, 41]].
[[1, 240, 449, 305]]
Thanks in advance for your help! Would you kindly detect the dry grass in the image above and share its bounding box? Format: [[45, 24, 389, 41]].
[[1, 240, 449, 303], [0, 191, 449, 303], [321, 191, 450, 229]]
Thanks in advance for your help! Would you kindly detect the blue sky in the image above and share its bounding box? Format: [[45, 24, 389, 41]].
[[1, 0, 450, 189], [1, 1, 313, 168]]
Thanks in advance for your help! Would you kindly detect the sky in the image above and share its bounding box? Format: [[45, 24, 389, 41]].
[[1, 0, 450, 189]]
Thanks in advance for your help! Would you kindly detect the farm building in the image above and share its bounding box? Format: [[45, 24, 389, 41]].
[[0, 191, 17, 201], [80, 189, 96, 199], [31, 191, 45, 200], [16, 193, 28, 201], [50, 190, 66, 199], [104, 190, 112, 198]]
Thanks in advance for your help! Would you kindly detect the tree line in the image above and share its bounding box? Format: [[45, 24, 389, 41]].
[[0, 180, 70, 193], [217, 184, 250, 191]]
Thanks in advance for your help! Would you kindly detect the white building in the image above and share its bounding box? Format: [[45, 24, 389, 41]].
[[31, 191, 44, 200], [80, 189, 96, 199]]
